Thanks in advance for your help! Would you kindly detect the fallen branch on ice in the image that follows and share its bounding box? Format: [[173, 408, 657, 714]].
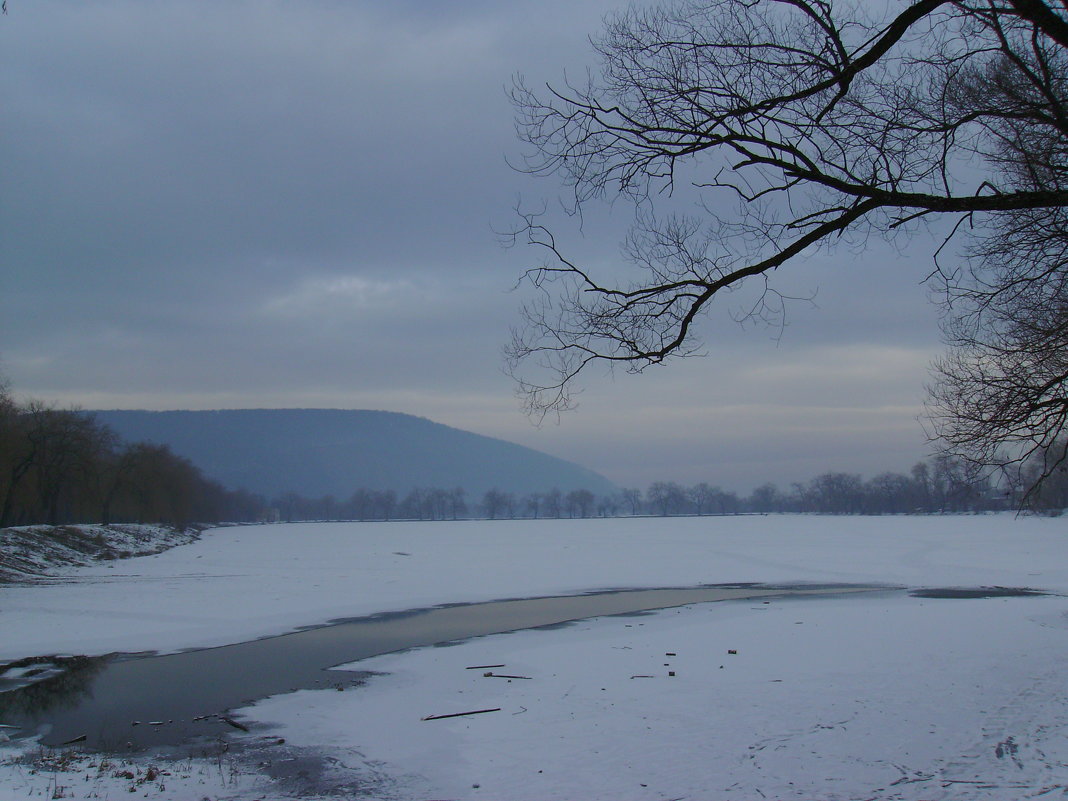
[[422, 708, 501, 721]]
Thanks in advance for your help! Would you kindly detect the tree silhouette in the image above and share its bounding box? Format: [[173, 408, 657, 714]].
[[509, 0, 1068, 496]]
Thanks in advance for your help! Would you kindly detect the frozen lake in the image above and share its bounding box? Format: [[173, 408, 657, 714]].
[[0, 583, 885, 749], [2, 515, 1067, 800]]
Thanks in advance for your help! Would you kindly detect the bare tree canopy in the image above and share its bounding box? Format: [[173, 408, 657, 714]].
[[928, 201, 1068, 500], [508, 0, 1068, 495]]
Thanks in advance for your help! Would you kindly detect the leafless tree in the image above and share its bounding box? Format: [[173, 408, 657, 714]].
[[509, 1, 1068, 497], [448, 487, 467, 520], [544, 487, 564, 518], [621, 487, 643, 516], [19, 403, 106, 526], [523, 491, 543, 519], [0, 377, 263, 527], [747, 482, 784, 514], [122, 443, 206, 527], [807, 472, 865, 514], [565, 488, 596, 518], [928, 204, 1068, 497], [348, 488, 374, 521], [375, 489, 397, 521], [647, 480, 687, 516], [482, 488, 513, 520], [1019, 438, 1068, 509], [0, 384, 33, 527], [597, 492, 622, 517], [688, 482, 716, 516], [867, 471, 919, 514], [928, 452, 992, 512]]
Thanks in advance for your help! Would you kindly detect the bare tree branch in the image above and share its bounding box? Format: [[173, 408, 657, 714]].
[[508, 0, 1068, 499]]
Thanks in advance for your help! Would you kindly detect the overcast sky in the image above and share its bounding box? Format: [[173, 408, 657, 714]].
[[1, 1, 947, 492]]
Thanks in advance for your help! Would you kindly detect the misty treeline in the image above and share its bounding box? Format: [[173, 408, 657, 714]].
[[271, 486, 602, 523], [640, 455, 1066, 517], [0, 389, 263, 528], [266, 450, 1066, 523], [3, 365, 1062, 527], [635, 451, 1063, 517]]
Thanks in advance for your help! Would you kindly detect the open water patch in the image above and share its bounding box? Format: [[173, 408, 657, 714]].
[[0, 583, 885, 751], [909, 586, 1049, 599]]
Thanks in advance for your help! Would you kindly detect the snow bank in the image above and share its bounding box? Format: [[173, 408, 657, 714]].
[[0, 524, 201, 584]]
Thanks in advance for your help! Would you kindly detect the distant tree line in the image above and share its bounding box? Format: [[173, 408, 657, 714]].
[[268, 486, 603, 523], [262, 449, 1066, 523], [3, 371, 1063, 528], [0, 385, 265, 528], [625, 452, 1065, 517]]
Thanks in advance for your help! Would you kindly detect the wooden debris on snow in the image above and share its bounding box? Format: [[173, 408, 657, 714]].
[[422, 708, 501, 721]]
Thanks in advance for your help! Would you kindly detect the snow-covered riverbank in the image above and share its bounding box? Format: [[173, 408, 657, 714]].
[[0, 523, 202, 583], [2, 515, 1067, 799], [251, 589, 1068, 801]]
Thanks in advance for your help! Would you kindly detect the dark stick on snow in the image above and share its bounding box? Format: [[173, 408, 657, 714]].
[[422, 708, 501, 721], [465, 664, 506, 670]]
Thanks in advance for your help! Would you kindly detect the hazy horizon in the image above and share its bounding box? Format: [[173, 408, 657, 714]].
[[2, 1, 941, 491]]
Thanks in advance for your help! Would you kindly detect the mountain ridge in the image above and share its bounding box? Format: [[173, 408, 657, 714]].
[[90, 408, 616, 501]]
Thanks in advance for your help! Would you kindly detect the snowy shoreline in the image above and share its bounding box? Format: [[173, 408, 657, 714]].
[[2, 514, 1064, 662], [0, 523, 203, 584], [2, 515, 1067, 800]]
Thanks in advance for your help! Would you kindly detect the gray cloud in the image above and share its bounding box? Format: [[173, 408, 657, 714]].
[[1, 0, 949, 492]]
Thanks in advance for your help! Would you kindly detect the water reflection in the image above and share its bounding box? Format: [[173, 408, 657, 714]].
[[0, 656, 105, 718], [0, 584, 883, 751]]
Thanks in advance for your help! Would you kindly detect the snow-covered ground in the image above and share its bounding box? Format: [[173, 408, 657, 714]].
[[0, 524, 202, 583], [1, 514, 1067, 800]]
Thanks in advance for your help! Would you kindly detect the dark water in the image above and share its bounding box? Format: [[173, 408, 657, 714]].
[[0, 583, 890, 750], [910, 586, 1048, 599]]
